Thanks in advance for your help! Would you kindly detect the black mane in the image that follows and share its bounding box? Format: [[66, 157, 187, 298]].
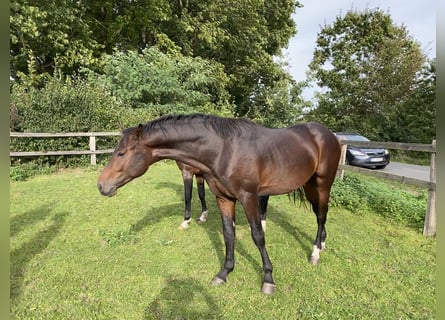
[[143, 113, 257, 138]]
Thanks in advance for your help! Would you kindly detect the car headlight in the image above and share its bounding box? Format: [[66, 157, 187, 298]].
[[349, 149, 366, 156], [384, 149, 389, 155]]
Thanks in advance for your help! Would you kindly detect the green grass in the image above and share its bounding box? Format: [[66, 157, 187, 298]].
[[10, 161, 436, 319]]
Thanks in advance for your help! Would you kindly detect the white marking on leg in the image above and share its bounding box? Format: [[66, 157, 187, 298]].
[[179, 218, 191, 230], [198, 210, 208, 222], [321, 241, 326, 251], [261, 220, 267, 233], [310, 244, 321, 264]]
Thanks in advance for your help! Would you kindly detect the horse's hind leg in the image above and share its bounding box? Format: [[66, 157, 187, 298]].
[[179, 170, 194, 230], [303, 177, 332, 265], [258, 195, 269, 232], [196, 174, 208, 223]]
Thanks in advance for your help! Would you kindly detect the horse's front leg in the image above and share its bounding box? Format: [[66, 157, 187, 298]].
[[240, 193, 275, 295], [179, 170, 194, 230], [196, 175, 208, 223], [210, 196, 236, 285]]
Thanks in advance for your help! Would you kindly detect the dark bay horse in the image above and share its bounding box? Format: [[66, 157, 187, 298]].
[[176, 161, 268, 230], [97, 114, 341, 295]]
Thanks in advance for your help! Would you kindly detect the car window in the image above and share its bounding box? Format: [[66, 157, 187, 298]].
[[336, 134, 369, 142]]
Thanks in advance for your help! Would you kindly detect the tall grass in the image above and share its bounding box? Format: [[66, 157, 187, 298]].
[[10, 161, 435, 319]]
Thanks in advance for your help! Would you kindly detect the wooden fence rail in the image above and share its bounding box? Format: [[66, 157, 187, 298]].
[[10, 132, 436, 236], [9, 131, 121, 165]]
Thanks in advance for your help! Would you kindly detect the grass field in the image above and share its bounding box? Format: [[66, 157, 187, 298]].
[[10, 161, 436, 319]]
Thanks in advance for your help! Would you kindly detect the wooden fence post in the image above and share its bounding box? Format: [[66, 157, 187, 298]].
[[89, 135, 96, 165], [423, 139, 436, 236], [337, 143, 347, 180]]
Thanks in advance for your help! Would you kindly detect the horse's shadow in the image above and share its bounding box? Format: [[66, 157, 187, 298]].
[[267, 203, 315, 259], [128, 181, 210, 233], [10, 207, 69, 302], [129, 203, 182, 233], [135, 180, 316, 279], [144, 276, 221, 319], [129, 181, 226, 267], [10, 202, 56, 238]]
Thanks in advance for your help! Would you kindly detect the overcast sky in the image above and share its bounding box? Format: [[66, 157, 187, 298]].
[[282, 0, 436, 99]]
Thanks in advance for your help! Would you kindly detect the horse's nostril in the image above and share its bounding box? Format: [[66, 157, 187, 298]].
[[98, 182, 103, 192]]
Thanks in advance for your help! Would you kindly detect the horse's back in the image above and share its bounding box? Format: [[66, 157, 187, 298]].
[[275, 122, 340, 183], [287, 122, 340, 154]]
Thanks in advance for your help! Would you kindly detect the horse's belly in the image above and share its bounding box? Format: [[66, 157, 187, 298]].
[[257, 178, 305, 196], [257, 163, 315, 196], [258, 185, 298, 196]]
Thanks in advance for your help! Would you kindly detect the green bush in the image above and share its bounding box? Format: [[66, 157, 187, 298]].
[[10, 47, 237, 178], [10, 74, 128, 175], [11, 74, 125, 133], [330, 173, 427, 230], [9, 161, 56, 181], [82, 47, 234, 117]]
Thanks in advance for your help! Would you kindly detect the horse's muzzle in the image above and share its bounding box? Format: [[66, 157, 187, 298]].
[[97, 182, 117, 197]]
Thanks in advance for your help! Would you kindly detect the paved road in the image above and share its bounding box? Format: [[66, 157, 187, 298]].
[[382, 161, 430, 181]]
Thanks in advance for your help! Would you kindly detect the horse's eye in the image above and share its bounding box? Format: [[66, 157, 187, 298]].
[[117, 151, 125, 157]]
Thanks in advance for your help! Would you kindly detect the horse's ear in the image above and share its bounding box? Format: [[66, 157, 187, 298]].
[[135, 124, 144, 138]]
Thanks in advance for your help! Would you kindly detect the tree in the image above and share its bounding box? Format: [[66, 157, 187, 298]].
[[10, 0, 102, 86], [82, 47, 233, 117], [390, 58, 436, 143], [83, 0, 302, 119], [245, 76, 311, 128], [11, 0, 302, 125], [306, 9, 425, 139]]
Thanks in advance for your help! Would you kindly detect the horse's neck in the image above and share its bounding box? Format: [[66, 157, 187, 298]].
[[145, 124, 217, 171]]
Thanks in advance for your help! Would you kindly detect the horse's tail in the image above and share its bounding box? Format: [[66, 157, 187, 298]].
[[287, 187, 309, 210]]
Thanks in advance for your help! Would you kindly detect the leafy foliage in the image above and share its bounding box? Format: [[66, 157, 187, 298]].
[[390, 59, 436, 143], [9, 162, 56, 181], [246, 77, 310, 127], [11, 74, 125, 133], [330, 173, 427, 230], [306, 9, 428, 142], [11, 0, 302, 125], [82, 0, 301, 117], [10, 4, 434, 172], [10, 75, 133, 169], [10, 0, 102, 86], [82, 47, 233, 117]]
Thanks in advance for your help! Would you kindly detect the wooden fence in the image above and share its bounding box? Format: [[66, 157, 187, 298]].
[[9, 132, 121, 165], [338, 139, 436, 236], [10, 132, 436, 235]]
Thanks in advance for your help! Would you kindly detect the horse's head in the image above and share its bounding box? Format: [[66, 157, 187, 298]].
[[97, 124, 152, 196]]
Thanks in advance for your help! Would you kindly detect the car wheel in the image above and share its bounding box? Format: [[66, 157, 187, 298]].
[[375, 165, 386, 169]]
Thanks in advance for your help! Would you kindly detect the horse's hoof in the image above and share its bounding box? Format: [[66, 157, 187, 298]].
[[178, 220, 191, 230], [198, 211, 208, 223], [261, 282, 276, 295], [210, 277, 226, 286], [309, 256, 320, 265]]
